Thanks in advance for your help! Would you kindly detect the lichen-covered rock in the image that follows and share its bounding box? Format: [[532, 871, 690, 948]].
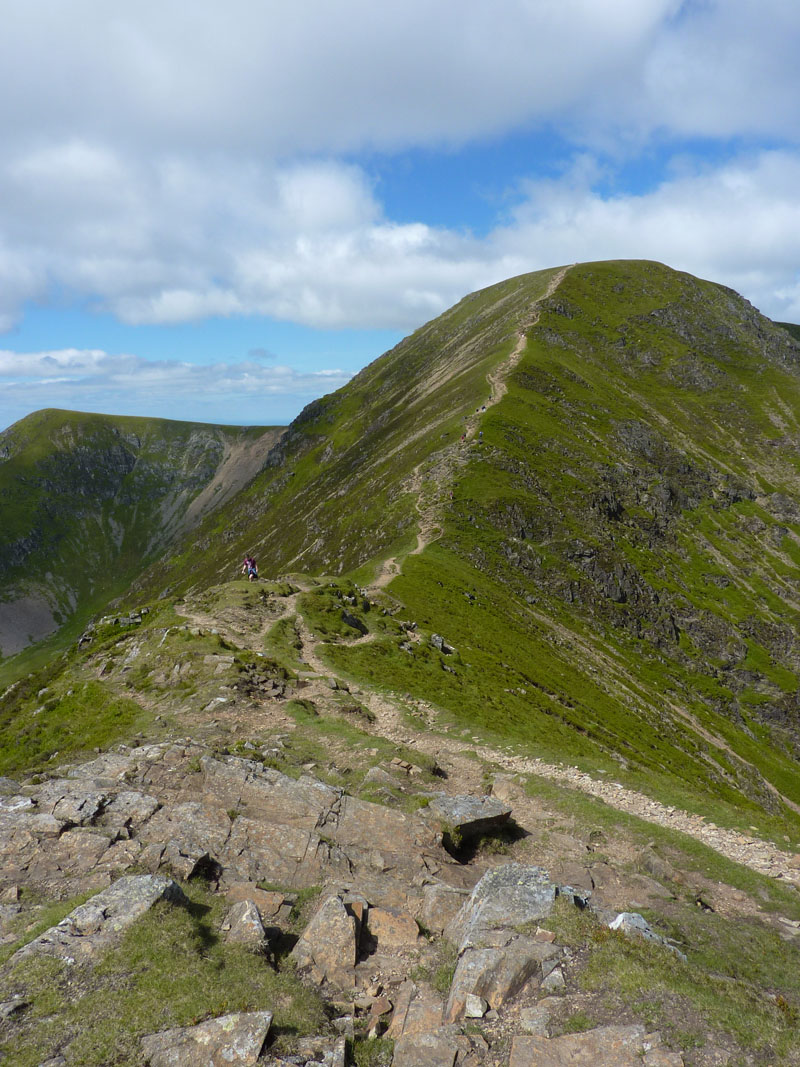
[[291, 893, 359, 988], [140, 1010, 272, 1066], [10, 874, 186, 964]]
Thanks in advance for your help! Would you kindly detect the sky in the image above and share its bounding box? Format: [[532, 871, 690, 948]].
[[2, 0, 800, 430]]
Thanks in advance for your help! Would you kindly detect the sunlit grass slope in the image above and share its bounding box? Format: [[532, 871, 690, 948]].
[[127, 263, 800, 831]]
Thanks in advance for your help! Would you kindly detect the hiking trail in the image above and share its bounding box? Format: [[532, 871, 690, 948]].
[[371, 265, 572, 589]]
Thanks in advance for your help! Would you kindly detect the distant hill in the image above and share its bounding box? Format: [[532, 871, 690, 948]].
[[0, 409, 280, 659]]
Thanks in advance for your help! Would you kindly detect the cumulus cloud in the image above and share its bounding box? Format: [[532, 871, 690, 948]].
[[492, 150, 800, 321], [0, 347, 351, 427], [0, 1, 798, 340]]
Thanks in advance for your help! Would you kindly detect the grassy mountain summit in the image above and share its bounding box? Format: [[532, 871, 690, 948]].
[[0, 409, 280, 663], [129, 260, 800, 836]]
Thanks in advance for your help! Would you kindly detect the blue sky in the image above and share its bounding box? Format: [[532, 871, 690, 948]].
[[2, 1, 800, 430]]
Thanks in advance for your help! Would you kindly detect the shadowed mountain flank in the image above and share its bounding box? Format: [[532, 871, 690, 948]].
[[0, 409, 280, 659]]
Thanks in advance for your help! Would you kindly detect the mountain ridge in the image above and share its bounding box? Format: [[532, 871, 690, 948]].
[[0, 408, 280, 664], [4, 261, 800, 1064]]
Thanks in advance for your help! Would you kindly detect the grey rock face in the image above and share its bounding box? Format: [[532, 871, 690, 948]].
[[443, 864, 561, 1022], [445, 863, 556, 950], [140, 1010, 273, 1066]]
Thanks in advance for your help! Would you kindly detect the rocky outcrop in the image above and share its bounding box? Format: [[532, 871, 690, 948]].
[[443, 864, 580, 1023], [140, 1010, 273, 1066]]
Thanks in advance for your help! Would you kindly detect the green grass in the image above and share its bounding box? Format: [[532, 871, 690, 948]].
[[0, 678, 152, 777], [546, 894, 800, 1058], [2, 882, 327, 1067]]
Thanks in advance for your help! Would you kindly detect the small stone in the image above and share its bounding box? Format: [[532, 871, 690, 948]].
[[534, 927, 556, 942], [541, 966, 566, 993], [464, 994, 488, 1018], [370, 996, 393, 1017]]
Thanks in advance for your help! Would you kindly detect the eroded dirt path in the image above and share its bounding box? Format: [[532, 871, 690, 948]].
[[371, 266, 572, 590], [178, 582, 800, 887]]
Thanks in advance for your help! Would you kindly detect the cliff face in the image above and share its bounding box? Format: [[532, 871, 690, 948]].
[[0, 409, 280, 658]]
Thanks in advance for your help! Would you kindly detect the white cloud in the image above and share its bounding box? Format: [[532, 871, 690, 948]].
[[0, 1, 799, 339], [491, 150, 800, 321], [0, 2, 685, 156], [0, 347, 352, 426]]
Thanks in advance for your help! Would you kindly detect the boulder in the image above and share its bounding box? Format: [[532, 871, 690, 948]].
[[386, 983, 444, 1040], [419, 884, 469, 935], [140, 1010, 272, 1066], [445, 864, 557, 949], [443, 864, 561, 1022], [509, 1026, 682, 1067], [424, 794, 512, 843], [221, 899, 268, 951], [291, 893, 360, 988], [226, 884, 292, 924], [446, 940, 558, 1021], [364, 906, 420, 949], [392, 1030, 459, 1067], [11, 874, 186, 965]]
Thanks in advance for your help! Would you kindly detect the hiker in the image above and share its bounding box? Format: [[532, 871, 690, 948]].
[[247, 557, 259, 582], [241, 556, 251, 577]]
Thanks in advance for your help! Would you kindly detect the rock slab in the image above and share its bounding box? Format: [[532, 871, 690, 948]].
[[11, 874, 186, 964], [509, 1026, 683, 1067], [141, 1010, 273, 1066]]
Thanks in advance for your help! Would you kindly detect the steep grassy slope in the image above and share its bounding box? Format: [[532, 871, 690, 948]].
[[0, 409, 279, 666], [137, 266, 564, 586], [126, 261, 800, 839]]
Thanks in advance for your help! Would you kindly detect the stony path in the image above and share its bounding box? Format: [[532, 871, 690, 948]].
[[344, 680, 800, 887], [179, 577, 800, 888]]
